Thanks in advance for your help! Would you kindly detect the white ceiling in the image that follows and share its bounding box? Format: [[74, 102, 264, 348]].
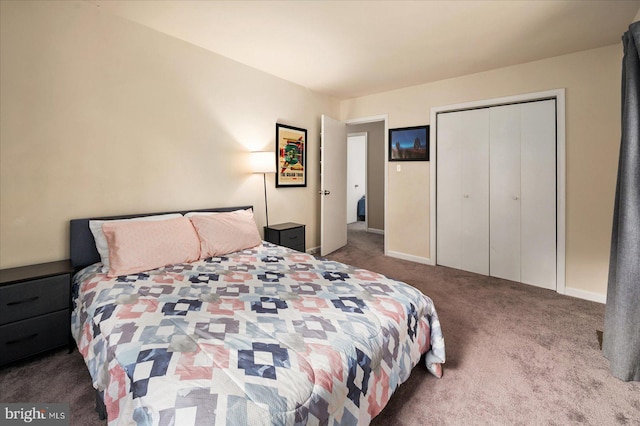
[[87, 0, 640, 100]]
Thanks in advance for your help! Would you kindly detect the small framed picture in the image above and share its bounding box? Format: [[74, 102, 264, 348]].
[[276, 123, 307, 187], [389, 125, 430, 161]]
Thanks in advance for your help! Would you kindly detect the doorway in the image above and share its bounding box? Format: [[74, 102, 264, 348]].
[[347, 133, 367, 227], [345, 118, 386, 252], [320, 114, 387, 256]]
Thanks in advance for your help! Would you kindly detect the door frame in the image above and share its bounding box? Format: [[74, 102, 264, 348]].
[[429, 89, 566, 295], [347, 131, 368, 229], [346, 114, 389, 256]]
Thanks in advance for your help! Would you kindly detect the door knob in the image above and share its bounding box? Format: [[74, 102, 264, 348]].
[[318, 190, 331, 195]]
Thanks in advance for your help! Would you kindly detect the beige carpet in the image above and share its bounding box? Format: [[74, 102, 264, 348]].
[[1, 225, 638, 425], [333, 224, 640, 425]]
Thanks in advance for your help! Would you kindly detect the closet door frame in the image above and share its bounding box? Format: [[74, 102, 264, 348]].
[[429, 89, 566, 295]]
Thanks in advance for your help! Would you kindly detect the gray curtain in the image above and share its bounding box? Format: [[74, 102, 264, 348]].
[[602, 21, 640, 382]]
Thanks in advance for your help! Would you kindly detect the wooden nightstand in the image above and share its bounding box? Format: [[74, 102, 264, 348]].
[[0, 260, 74, 366], [264, 223, 306, 252]]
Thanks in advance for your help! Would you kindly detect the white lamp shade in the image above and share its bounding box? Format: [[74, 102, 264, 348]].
[[250, 151, 276, 174]]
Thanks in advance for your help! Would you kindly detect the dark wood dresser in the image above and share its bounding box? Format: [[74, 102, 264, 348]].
[[264, 222, 306, 252], [0, 260, 74, 366]]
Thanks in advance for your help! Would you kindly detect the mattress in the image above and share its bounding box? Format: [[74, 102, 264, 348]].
[[72, 242, 445, 425]]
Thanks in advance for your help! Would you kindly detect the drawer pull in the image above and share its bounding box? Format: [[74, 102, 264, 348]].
[[6, 333, 38, 345], [7, 296, 39, 306]]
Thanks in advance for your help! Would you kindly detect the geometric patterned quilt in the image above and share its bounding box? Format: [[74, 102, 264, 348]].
[[72, 242, 445, 425]]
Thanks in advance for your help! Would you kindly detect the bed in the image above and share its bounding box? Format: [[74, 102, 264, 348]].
[[70, 206, 445, 425]]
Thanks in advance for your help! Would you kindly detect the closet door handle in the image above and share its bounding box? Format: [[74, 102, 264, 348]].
[[513, 196, 519, 200], [463, 194, 469, 198]]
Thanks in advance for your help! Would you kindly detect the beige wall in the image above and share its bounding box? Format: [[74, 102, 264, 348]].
[[0, 0, 627, 301], [341, 44, 623, 298], [346, 121, 385, 231], [0, 1, 339, 268]]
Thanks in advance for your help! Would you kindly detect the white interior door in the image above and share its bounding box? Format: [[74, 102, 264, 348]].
[[460, 108, 490, 275], [436, 111, 463, 269], [490, 104, 522, 282], [321, 115, 347, 256], [520, 100, 556, 289], [437, 109, 490, 274], [347, 134, 366, 224], [434, 93, 560, 292]]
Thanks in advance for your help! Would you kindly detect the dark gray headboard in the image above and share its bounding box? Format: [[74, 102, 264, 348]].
[[70, 206, 253, 270]]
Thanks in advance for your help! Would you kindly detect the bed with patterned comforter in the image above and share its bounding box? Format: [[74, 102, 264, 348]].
[[72, 242, 445, 425]]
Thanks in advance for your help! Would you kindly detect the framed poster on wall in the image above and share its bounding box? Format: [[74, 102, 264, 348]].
[[389, 125, 430, 161], [276, 123, 307, 187]]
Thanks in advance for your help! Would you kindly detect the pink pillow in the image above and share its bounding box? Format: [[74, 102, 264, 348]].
[[189, 209, 262, 258], [103, 217, 201, 277]]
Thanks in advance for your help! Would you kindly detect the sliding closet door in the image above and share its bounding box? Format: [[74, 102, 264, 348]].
[[490, 105, 522, 282], [520, 100, 556, 289], [437, 108, 489, 275]]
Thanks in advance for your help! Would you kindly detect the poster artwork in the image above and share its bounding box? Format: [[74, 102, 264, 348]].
[[276, 124, 307, 187]]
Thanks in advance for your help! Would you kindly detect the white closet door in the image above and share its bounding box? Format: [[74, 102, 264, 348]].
[[460, 108, 490, 275], [521, 100, 556, 289], [437, 99, 556, 289], [490, 104, 522, 282], [437, 109, 489, 274], [436, 111, 463, 270]]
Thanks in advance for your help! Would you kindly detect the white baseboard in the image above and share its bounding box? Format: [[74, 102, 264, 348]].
[[318, 242, 605, 304], [564, 287, 606, 304], [367, 228, 384, 235], [387, 250, 431, 265]]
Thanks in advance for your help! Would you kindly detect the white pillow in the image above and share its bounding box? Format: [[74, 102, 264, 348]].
[[89, 213, 182, 272], [184, 211, 219, 218]]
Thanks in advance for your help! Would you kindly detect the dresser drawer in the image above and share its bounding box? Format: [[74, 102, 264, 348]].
[[280, 228, 304, 251], [264, 223, 306, 252], [0, 274, 70, 325], [0, 310, 69, 365], [288, 243, 305, 253]]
